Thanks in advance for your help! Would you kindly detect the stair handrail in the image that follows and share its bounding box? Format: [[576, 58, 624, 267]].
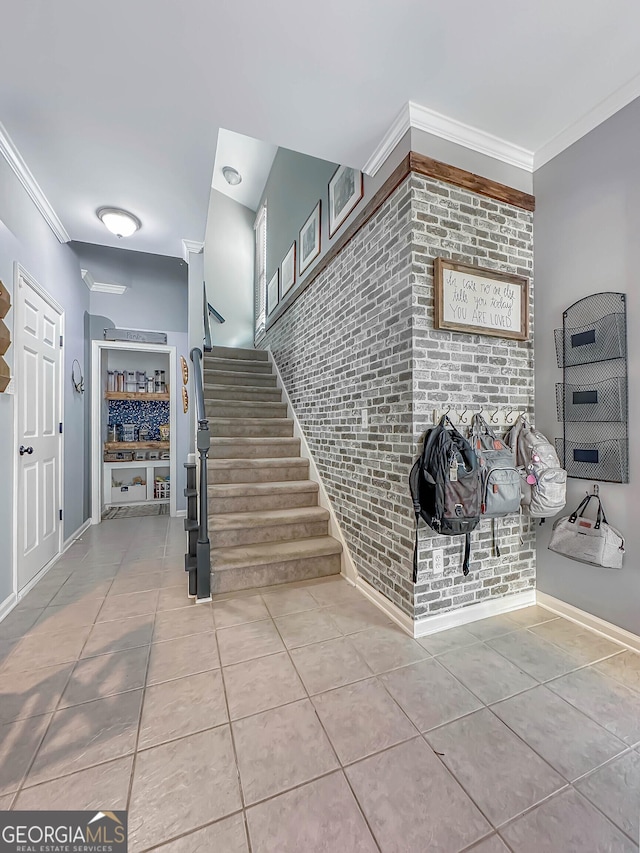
[[203, 283, 225, 353]]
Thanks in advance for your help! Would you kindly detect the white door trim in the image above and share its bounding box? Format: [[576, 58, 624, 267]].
[[12, 262, 65, 596], [91, 340, 178, 524]]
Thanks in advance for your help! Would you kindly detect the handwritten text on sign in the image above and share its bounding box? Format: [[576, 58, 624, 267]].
[[442, 268, 521, 333]]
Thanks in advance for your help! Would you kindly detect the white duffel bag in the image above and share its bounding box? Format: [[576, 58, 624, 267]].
[[548, 493, 624, 569]]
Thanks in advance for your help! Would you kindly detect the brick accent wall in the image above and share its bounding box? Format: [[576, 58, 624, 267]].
[[261, 171, 535, 622]]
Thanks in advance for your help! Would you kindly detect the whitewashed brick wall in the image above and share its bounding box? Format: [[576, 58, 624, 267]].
[[261, 171, 535, 621]]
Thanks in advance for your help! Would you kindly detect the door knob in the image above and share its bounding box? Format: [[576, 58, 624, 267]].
[[19, 445, 34, 456]]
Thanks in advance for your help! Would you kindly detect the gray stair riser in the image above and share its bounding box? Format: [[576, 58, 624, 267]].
[[211, 519, 329, 548], [209, 420, 294, 438], [205, 402, 288, 419], [204, 386, 282, 402], [208, 491, 318, 513], [204, 371, 277, 388], [210, 346, 269, 362], [209, 440, 301, 459], [208, 463, 309, 484], [210, 554, 341, 594], [203, 358, 273, 374]]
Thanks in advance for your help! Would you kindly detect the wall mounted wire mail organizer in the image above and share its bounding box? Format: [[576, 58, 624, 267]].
[[555, 292, 628, 483]]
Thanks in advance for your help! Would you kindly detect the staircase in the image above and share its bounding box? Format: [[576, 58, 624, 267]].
[[205, 346, 343, 593]]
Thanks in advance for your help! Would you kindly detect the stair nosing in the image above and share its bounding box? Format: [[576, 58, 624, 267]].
[[209, 506, 329, 530], [210, 535, 343, 570], [208, 480, 319, 495], [208, 456, 308, 468]]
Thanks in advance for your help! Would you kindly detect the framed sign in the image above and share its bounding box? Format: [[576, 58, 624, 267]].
[[434, 258, 529, 341], [299, 201, 321, 275], [267, 269, 279, 315], [328, 165, 363, 237], [281, 242, 296, 296]]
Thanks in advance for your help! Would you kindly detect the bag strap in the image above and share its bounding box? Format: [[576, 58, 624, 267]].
[[412, 523, 419, 583], [462, 533, 471, 576], [472, 413, 497, 443], [577, 493, 607, 528], [492, 518, 501, 558], [569, 495, 591, 524]]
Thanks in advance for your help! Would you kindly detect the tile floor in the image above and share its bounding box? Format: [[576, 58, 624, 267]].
[[0, 517, 639, 851]]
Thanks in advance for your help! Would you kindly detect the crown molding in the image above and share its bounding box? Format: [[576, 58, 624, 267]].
[[363, 101, 535, 177], [362, 103, 411, 177], [81, 268, 127, 295], [0, 121, 70, 243], [182, 239, 204, 263], [534, 71, 640, 170]]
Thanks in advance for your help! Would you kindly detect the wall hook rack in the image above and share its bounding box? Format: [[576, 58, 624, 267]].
[[432, 407, 528, 429]]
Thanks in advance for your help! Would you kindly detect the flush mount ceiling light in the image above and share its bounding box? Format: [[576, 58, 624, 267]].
[[97, 207, 141, 238], [222, 166, 242, 186]]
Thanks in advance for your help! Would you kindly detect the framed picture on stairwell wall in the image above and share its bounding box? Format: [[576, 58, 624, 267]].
[[281, 242, 296, 296], [267, 269, 279, 315], [328, 165, 363, 237], [299, 201, 321, 275]]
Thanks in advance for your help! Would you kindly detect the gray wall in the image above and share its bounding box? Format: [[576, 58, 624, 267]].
[[533, 97, 640, 634], [73, 242, 190, 512], [0, 156, 89, 606], [204, 191, 255, 348]]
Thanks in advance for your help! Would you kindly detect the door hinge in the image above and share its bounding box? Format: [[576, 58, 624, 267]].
[[59, 509, 63, 521], [59, 422, 63, 434], [59, 335, 63, 347]]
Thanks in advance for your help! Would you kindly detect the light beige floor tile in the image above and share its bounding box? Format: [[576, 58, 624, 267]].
[[15, 756, 133, 810], [492, 685, 627, 781], [306, 578, 363, 608], [595, 651, 640, 693], [2, 626, 92, 673], [274, 608, 342, 649], [325, 600, 392, 635], [312, 677, 417, 764], [152, 604, 214, 643], [262, 587, 319, 618], [290, 636, 373, 695], [223, 652, 306, 720], [547, 665, 640, 745], [0, 714, 52, 795], [576, 751, 640, 844], [82, 615, 154, 658], [147, 632, 219, 685], [506, 605, 558, 628], [246, 772, 377, 853], [97, 590, 159, 622], [467, 836, 511, 853], [464, 614, 520, 641], [147, 814, 248, 852], [213, 595, 269, 629], [348, 625, 429, 674], [0, 606, 43, 640], [157, 585, 191, 612], [117, 558, 166, 575], [0, 663, 72, 724], [0, 794, 13, 809], [438, 642, 537, 704], [500, 788, 635, 853], [232, 699, 339, 804], [416, 625, 479, 656], [26, 690, 143, 785], [49, 579, 114, 606], [109, 572, 165, 596], [426, 708, 565, 826], [29, 599, 103, 635], [487, 629, 581, 682], [530, 619, 622, 665], [139, 670, 227, 749], [346, 738, 490, 853], [128, 727, 242, 852], [60, 645, 149, 707], [217, 619, 285, 666], [380, 658, 482, 732]]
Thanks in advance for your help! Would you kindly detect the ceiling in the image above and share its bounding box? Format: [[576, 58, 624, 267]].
[[212, 130, 277, 212], [2, 0, 640, 257]]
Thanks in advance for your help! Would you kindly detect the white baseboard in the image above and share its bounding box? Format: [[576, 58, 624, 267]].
[[355, 577, 415, 636], [0, 592, 17, 624], [536, 591, 640, 654], [414, 589, 536, 638], [266, 349, 359, 584], [62, 518, 91, 552], [175, 509, 187, 518]]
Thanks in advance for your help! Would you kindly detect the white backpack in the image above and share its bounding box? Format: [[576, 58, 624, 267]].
[[505, 415, 567, 518]]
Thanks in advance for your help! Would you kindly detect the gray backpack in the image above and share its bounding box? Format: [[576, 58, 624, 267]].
[[471, 414, 521, 555], [504, 415, 567, 519]]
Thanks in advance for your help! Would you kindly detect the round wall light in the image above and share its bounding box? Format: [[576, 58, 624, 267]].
[[97, 207, 141, 238], [222, 166, 242, 186]]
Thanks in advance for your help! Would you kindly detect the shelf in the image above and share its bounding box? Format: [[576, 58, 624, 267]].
[[104, 441, 170, 450], [105, 459, 170, 469], [105, 391, 170, 401]]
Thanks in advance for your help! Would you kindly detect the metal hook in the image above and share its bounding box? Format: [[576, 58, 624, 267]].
[[490, 408, 500, 424], [459, 407, 468, 424], [504, 407, 515, 424], [443, 404, 451, 419]]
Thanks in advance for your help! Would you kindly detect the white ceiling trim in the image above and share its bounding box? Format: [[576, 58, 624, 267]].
[[534, 71, 640, 170], [0, 121, 71, 243], [182, 239, 204, 263], [81, 268, 127, 294], [363, 100, 535, 177]]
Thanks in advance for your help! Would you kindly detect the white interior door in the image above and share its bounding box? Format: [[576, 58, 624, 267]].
[[16, 270, 63, 591]]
